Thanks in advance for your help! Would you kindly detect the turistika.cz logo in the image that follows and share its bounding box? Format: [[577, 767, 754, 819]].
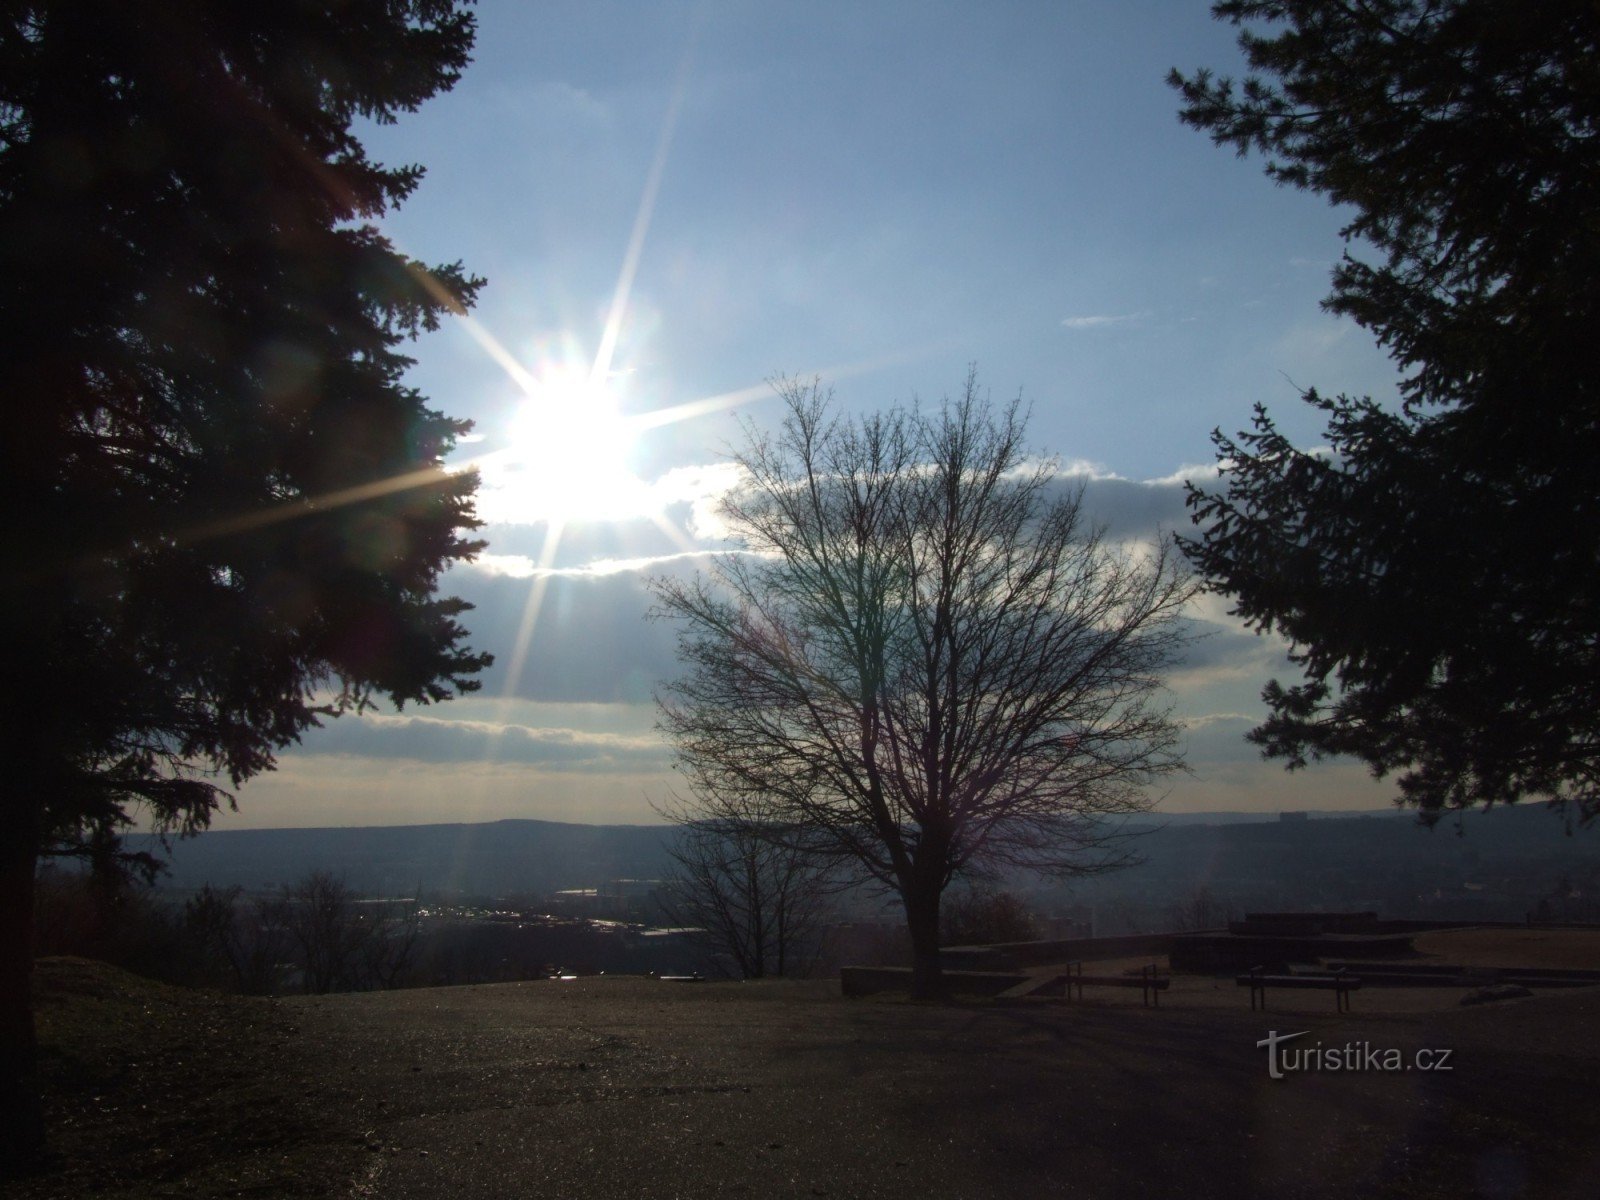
[[1257, 1030, 1454, 1080]]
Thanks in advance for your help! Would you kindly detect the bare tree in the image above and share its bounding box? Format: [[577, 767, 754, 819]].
[[274, 871, 420, 994], [942, 885, 1042, 947], [182, 884, 295, 995], [1164, 884, 1233, 933], [653, 374, 1194, 996], [657, 810, 833, 979], [271, 872, 355, 995], [353, 895, 422, 991]]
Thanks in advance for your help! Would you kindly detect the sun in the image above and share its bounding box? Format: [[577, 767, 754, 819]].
[[486, 372, 652, 524]]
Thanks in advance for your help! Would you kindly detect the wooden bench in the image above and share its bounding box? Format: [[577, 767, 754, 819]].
[[1237, 967, 1361, 1012], [1063, 962, 1171, 1007]]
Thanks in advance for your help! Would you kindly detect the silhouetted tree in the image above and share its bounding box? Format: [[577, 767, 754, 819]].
[[657, 813, 833, 979], [210, 887, 294, 997], [941, 887, 1042, 947], [0, 2, 486, 1170], [182, 884, 253, 991], [275, 872, 360, 995], [274, 871, 419, 994], [653, 375, 1193, 997], [1172, 3, 1600, 821], [1164, 884, 1233, 933]]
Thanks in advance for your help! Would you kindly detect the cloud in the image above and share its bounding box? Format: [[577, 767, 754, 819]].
[[297, 711, 672, 772], [467, 548, 748, 580], [1177, 712, 1262, 769], [441, 457, 1280, 708], [1143, 461, 1223, 488], [1273, 317, 1356, 362], [468, 517, 689, 570], [651, 462, 748, 540], [1180, 712, 1259, 731], [448, 568, 682, 704], [1060, 311, 1149, 330], [229, 756, 676, 827], [1034, 469, 1194, 541]]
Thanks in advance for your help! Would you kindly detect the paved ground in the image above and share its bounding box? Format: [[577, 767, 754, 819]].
[[290, 963, 1600, 1199], [19, 929, 1600, 1200]]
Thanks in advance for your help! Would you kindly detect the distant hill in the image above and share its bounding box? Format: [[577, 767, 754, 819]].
[[1132, 809, 1407, 828], [122, 804, 1600, 914], [128, 819, 676, 899]]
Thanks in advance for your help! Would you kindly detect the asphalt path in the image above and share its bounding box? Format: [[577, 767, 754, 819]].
[[282, 977, 1600, 1200]]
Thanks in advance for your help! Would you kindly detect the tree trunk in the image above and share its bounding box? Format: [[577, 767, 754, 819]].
[[904, 882, 944, 1000], [0, 832, 43, 1176]]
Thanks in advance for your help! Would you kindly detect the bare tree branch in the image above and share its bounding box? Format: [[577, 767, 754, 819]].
[[652, 373, 1196, 996]]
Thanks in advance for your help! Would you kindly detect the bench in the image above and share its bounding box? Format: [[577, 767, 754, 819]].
[[1063, 962, 1171, 1007], [1237, 967, 1361, 1012]]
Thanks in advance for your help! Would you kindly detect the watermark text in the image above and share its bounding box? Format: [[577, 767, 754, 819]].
[[1257, 1030, 1454, 1079]]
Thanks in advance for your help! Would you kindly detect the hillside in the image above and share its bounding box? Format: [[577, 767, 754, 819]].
[[126, 819, 676, 898]]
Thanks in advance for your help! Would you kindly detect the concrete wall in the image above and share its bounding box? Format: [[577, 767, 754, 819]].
[[940, 932, 1178, 971]]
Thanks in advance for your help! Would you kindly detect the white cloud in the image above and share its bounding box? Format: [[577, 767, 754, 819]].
[[297, 711, 672, 772], [1273, 316, 1356, 362], [1060, 311, 1149, 330], [1179, 712, 1258, 731], [1144, 461, 1223, 488], [466, 548, 747, 580], [652, 462, 747, 542], [470, 553, 541, 579]]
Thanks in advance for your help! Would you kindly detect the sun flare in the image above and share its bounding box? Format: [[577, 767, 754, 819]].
[[483, 373, 652, 524]]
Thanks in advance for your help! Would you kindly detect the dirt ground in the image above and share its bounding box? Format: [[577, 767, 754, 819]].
[[14, 929, 1600, 1200]]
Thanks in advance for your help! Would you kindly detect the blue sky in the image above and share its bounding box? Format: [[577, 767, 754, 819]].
[[222, 0, 1403, 828]]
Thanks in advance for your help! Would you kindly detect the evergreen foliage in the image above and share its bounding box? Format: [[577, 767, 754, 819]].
[[1172, 1, 1600, 819], [0, 1, 487, 1170]]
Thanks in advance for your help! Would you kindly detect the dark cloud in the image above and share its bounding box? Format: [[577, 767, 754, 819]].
[[1172, 618, 1276, 673], [1178, 713, 1263, 766], [447, 566, 682, 704], [1050, 472, 1195, 540]]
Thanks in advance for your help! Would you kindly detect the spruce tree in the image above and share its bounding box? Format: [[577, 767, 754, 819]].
[[1171, 2, 1600, 822], [0, 1, 489, 1169]]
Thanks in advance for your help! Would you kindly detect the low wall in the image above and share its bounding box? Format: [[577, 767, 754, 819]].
[[940, 932, 1179, 971], [1170, 931, 1415, 972]]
